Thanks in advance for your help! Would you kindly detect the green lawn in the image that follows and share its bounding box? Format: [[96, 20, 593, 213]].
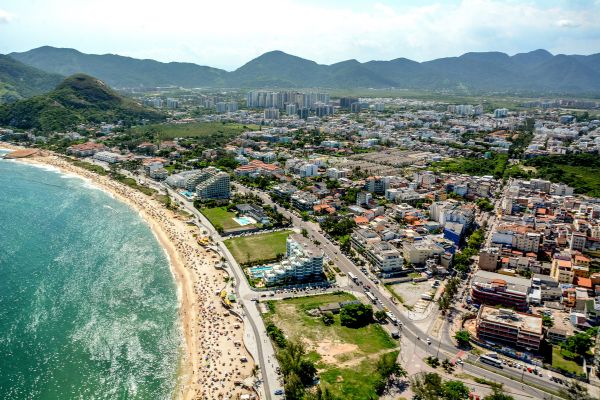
[[131, 122, 259, 141], [224, 230, 291, 264], [201, 207, 241, 230], [552, 346, 583, 375], [266, 293, 399, 400]]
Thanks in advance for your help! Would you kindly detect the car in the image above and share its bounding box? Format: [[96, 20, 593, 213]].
[[274, 389, 284, 395], [426, 338, 432, 345]]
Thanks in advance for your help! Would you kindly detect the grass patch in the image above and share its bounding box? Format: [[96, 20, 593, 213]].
[[319, 357, 385, 399], [552, 345, 583, 375], [384, 284, 404, 303], [131, 122, 258, 142], [224, 230, 291, 264], [431, 153, 508, 179], [67, 158, 107, 175], [115, 175, 156, 196], [201, 207, 242, 231], [267, 293, 398, 400]]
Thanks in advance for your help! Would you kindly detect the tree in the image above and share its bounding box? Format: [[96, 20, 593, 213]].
[[305, 386, 336, 400], [322, 311, 334, 326], [426, 356, 440, 368], [339, 303, 373, 328], [442, 358, 454, 373], [454, 330, 471, 347], [475, 198, 494, 212], [411, 372, 443, 400], [374, 310, 387, 321], [276, 340, 317, 387], [560, 380, 594, 400], [266, 322, 287, 348], [561, 331, 593, 358], [442, 380, 470, 400], [284, 371, 305, 400], [483, 386, 514, 400], [542, 315, 553, 328]]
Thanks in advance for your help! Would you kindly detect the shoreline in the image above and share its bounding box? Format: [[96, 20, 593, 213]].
[[0, 143, 255, 399]]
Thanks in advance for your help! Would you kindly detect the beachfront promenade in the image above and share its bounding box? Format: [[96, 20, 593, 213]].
[[169, 188, 281, 400]]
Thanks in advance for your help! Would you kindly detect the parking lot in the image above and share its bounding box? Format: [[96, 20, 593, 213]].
[[388, 279, 438, 309]]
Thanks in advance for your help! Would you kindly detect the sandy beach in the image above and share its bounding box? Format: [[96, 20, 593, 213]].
[[1, 144, 256, 400]]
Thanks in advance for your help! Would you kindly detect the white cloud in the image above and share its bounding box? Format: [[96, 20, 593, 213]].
[[0, 9, 13, 23], [1, 0, 599, 68]]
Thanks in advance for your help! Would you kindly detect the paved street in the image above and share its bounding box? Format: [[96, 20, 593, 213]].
[[232, 183, 581, 399]]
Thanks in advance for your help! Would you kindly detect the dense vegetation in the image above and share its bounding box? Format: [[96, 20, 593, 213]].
[[130, 121, 257, 142], [276, 340, 318, 400], [432, 154, 508, 179], [0, 74, 164, 131], [0, 54, 62, 102], [339, 303, 373, 328], [524, 153, 600, 197], [12, 46, 600, 94]]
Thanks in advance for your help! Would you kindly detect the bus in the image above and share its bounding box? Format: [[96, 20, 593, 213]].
[[479, 355, 503, 368], [348, 272, 358, 282], [365, 291, 377, 304], [385, 312, 398, 325]]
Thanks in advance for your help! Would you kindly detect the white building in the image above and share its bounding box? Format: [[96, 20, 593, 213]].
[[264, 108, 280, 120], [93, 151, 121, 164], [260, 234, 324, 286]]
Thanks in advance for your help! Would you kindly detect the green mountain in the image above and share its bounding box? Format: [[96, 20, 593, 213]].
[[0, 55, 63, 102], [0, 74, 164, 131], [10, 46, 226, 88], [9, 46, 600, 95]]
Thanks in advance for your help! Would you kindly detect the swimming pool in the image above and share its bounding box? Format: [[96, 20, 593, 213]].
[[249, 265, 273, 278], [180, 190, 195, 199], [234, 216, 256, 226]]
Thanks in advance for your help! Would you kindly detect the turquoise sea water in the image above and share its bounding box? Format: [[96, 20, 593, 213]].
[[0, 150, 181, 399]]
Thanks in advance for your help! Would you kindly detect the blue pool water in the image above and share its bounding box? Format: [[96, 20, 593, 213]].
[[234, 216, 254, 226]]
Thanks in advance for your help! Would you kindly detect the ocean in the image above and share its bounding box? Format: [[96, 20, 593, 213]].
[[0, 150, 181, 399]]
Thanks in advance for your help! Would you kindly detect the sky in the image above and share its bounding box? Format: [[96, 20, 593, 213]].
[[0, 0, 599, 70]]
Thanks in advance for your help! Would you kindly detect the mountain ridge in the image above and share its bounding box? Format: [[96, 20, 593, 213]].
[[0, 54, 63, 102], [0, 73, 164, 131], [8, 46, 600, 94]]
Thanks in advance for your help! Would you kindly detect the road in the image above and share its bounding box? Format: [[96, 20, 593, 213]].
[[232, 183, 574, 398], [78, 161, 582, 398], [168, 187, 281, 400]]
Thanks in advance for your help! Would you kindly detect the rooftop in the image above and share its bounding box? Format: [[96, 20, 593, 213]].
[[472, 270, 531, 295], [479, 306, 543, 334]]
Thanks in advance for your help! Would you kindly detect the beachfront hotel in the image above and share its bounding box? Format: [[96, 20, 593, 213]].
[[165, 167, 230, 200], [250, 234, 324, 286]]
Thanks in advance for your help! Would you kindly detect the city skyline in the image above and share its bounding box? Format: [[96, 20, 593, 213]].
[[1, 0, 599, 70]]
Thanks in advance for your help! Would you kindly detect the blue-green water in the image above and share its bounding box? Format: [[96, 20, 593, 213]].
[[0, 150, 181, 399]]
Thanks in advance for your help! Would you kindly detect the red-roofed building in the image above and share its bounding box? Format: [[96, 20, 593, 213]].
[[67, 142, 108, 157], [234, 159, 282, 177], [354, 216, 369, 225], [576, 277, 593, 289]]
